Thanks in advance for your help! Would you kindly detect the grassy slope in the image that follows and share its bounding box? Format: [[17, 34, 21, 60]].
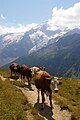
[[0, 69, 44, 120], [53, 78, 80, 120], [0, 68, 80, 120], [0, 68, 10, 78], [0, 80, 27, 120]]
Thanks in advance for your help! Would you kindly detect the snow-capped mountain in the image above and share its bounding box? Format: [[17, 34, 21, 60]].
[[0, 32, 24, 51], [0, 22, 80, 66], [28, 23, 66, 53]]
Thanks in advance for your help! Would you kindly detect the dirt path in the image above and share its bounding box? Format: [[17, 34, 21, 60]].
[[19, 82, 71, 120]]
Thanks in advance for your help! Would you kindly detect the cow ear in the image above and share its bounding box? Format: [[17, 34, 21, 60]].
[[59, 81, 62, 85]]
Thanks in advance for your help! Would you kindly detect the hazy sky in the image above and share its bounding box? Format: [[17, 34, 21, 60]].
[[0, 0, 80, 26]]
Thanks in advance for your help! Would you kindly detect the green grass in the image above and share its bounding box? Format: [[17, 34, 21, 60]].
[[0, 68, 45, 120], [1, 68, 80, 119], [53, 78, 80, 120], [0, 80, 28, 120], [0, 68, 10, 78], [0, 79, 45, 120]]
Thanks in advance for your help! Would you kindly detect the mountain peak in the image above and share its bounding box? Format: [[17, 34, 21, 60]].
[[0, 23, 80, 67]]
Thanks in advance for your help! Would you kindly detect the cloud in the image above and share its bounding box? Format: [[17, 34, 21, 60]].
[[1, 2, 80, 34], [0, 14, 6, 20], [48, 2, 80, 30], [0, 23, 38, 34]]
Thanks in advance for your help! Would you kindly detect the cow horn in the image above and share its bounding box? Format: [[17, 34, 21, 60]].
[[54, 77, 59, 79], [45, 77, 51, 80]]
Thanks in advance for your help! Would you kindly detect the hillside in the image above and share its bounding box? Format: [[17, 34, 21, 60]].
[[0, 23, 64, 66], [0, 68, 80, 120]]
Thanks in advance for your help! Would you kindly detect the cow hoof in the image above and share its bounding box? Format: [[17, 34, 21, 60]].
[[28, 84, 31, 88], [29, 86, 32, 90], [41, 107, 44, 110], [41, 104, 44, 110], [37, 99, 39, 103], [51, 105, 54, 109]]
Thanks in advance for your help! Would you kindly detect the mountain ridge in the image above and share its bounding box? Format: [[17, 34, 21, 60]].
[[0, 23, 80, 78], [2, 32, 80, 78], [0, 23, 66, 66]]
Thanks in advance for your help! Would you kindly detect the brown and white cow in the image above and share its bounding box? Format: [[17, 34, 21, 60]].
[[9, 63, 20, 79], [20, 65, 32, 87], [32, 70, 61, 110], [30, 66, 46, 75]]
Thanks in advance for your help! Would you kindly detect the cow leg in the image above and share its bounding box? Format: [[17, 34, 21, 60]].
[[15, 72, 17, 79], [28, 78, 30, 86], [41, 90, 45, 110], [27, 76, 29, 85], [21, 74, 23, 83], [49, 92, 53, 109], [10, 70, 12, 78], [18, 73, 20, 80], [37, 89, 40, 103], [27, 77, 32, 89], [23, 76, 25, 83]]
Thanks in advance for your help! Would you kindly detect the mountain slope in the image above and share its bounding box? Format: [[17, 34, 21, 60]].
[[6, 33, 80, 78], [1, 26, 80, 78], [0, 23, 65, 66], [0, 32, 34, 66]]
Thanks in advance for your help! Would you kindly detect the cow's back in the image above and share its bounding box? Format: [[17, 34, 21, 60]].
[[34, 71, 51, 91], [20, 65, 32, 77]]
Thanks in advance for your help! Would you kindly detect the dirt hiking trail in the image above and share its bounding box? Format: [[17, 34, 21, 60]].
[[19, 82, 71, 120]]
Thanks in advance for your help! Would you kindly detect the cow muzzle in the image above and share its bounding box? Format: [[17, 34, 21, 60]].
[[14, 66, 17, 70], [54, 88, 58, 93]]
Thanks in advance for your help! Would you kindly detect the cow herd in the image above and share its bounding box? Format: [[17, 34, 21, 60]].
[[9, 63, 62, 110]]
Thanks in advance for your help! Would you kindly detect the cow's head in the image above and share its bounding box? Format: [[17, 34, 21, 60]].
[[39, 66, 46, 71], [50, 77, 62, 93]]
